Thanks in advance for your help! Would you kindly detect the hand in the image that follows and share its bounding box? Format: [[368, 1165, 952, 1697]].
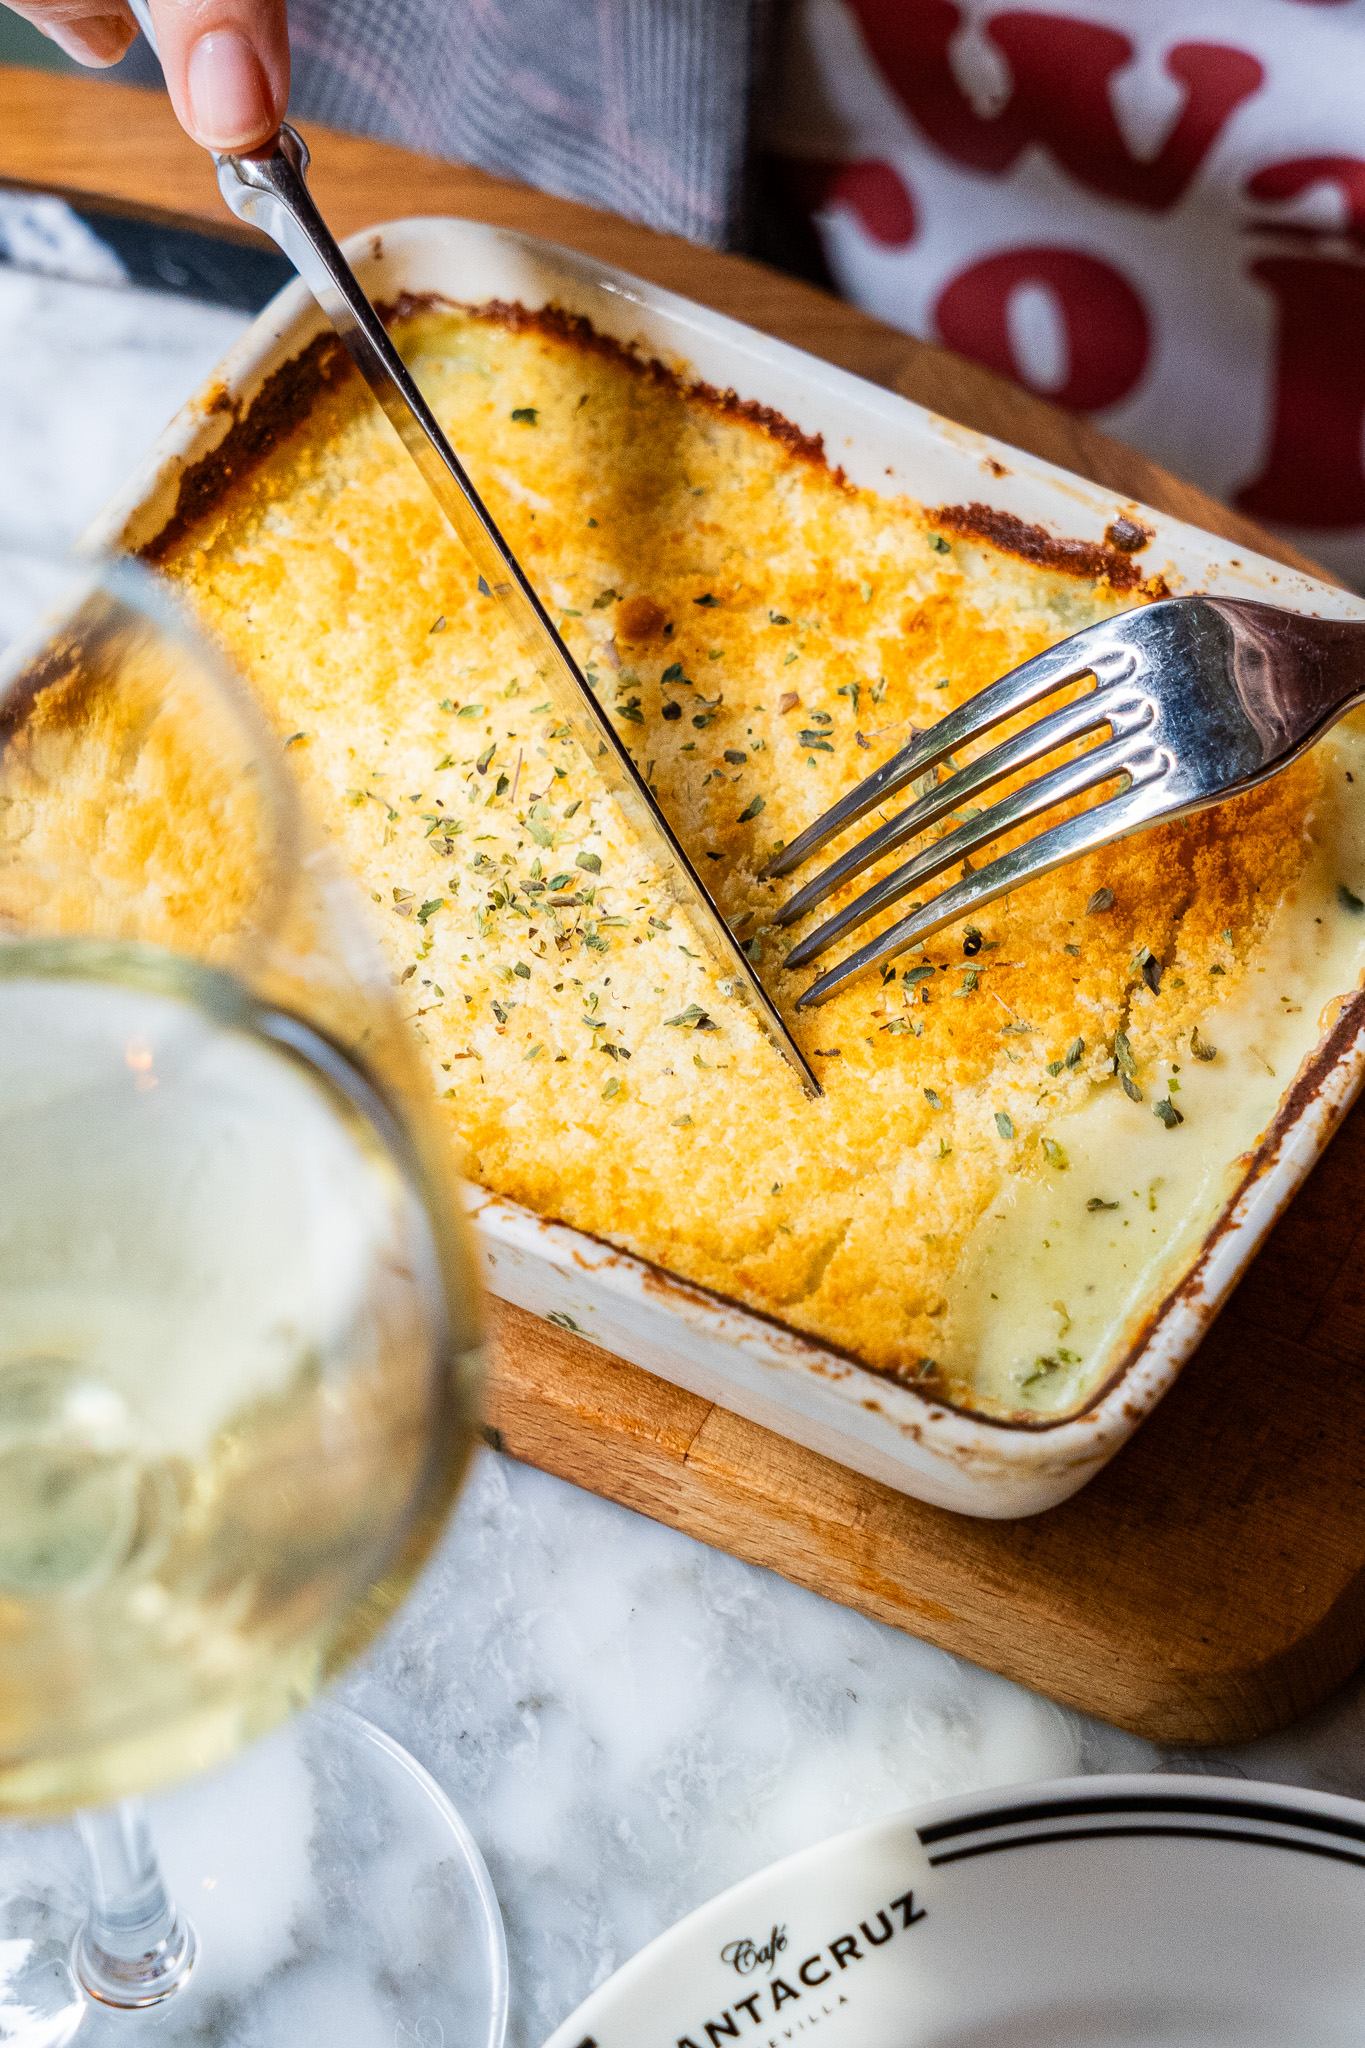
[[5, 0, 289, 152]]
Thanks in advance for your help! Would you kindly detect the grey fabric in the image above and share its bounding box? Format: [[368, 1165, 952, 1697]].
[[111, 0, 762, 248]]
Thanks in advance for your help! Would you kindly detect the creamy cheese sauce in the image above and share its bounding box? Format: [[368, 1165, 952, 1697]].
[[946, 715, 1365, 1418]]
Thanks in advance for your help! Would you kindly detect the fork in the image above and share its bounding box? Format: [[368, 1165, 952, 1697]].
[[764, 595, 1365, 1007]]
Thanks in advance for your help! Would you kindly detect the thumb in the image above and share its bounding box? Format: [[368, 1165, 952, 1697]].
[[147, 0, 289, 153]]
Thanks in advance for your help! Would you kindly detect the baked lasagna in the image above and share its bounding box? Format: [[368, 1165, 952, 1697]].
[[147, 303, 1365, 1421]]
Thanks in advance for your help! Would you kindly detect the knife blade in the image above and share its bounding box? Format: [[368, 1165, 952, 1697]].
[[124, 0, 818, 1096]]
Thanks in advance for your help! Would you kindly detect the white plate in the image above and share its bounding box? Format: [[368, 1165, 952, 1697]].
[[542, 1772, 1365, 2047], [87, 215, 1365, 1517]]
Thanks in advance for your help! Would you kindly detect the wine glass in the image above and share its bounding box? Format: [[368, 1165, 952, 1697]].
[[0, 556, 506, 2045]]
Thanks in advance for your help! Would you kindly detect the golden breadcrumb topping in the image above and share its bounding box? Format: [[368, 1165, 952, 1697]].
[[155, 305, 1320, 1408], [0, 616, 271, 959]]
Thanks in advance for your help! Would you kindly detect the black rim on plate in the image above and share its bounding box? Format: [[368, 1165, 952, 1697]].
[[917, 1788, 1365, 1874]]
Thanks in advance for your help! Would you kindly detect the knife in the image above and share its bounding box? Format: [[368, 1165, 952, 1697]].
[[124, 2, 819, 1097]]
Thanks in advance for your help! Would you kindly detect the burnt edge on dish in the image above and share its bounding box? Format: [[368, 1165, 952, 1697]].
[[461, 296, 836, 473], [935, 503, 1164, 594], [140, 294, 1165, 597], [130, 295, 1349, 1435], [141, 335, 352, 564]]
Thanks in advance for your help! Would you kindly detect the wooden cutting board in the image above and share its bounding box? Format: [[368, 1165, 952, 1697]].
[[5, 67, 1364, 1748]]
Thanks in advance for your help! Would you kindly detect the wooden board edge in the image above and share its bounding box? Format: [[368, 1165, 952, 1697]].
[[482, 1302, 1365, 1747]]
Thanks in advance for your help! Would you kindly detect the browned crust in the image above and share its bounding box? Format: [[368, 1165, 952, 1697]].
[[141, 332, 350, 565], [933, 501, 1154, 592], [448, 294, 838, 471], [139, 297, 1162, 595], [1105, 513, 1154, 554]]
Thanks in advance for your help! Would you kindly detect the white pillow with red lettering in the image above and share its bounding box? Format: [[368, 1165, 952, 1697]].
[[764, 0, 1365, 586]]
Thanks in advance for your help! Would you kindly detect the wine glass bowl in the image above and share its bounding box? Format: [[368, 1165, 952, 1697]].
[[0, 946, 472, 1817], [0, 557, 499, 2044]]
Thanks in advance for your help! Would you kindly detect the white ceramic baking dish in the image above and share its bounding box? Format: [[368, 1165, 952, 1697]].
[[86, 216, 1365, 1520]]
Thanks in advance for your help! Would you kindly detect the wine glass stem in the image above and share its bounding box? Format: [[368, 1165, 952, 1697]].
[[74, 1800, 198, 2009]]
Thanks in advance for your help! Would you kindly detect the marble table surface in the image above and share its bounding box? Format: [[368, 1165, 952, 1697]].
[[4, 206, 1365, 2048]]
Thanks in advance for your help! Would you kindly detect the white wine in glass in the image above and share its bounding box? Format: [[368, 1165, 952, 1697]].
[[0, 561, 503, 2047]]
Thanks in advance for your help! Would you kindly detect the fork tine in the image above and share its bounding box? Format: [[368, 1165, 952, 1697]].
[[783, 731, 1146, 972], [761, 621, 1125, 882], [794, 774, 1167, 1007], [772, 685, 1123, 931]]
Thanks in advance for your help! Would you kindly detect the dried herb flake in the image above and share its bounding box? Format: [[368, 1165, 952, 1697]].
[[664, 1003, 716, 1030]]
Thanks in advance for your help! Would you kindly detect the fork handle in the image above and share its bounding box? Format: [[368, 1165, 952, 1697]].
[[1210, 599, 1365, 760]]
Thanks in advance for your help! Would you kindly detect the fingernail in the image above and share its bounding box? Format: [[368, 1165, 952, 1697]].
[[46, 13, 136, 63], [187, 28, 272, 150]]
